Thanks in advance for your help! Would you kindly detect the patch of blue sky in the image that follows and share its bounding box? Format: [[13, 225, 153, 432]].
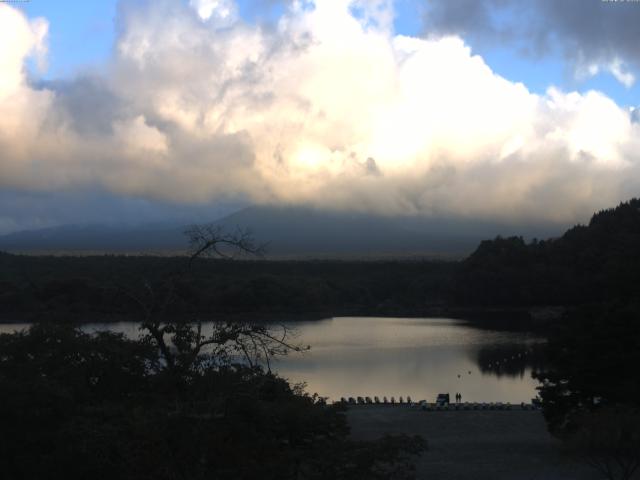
[[18, 0, 118, 80], [476, 46, 566, 95], [478, 46, 639, 107], [393, 0, 423, 37], [578, 74, 639, 109], [235, 0, 288, 25]]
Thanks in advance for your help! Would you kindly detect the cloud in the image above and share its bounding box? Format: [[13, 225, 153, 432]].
[[0, 0, 639, 229], [189, 0, 237, 22], [421, 0, 640, 88], [607, 59, 635, 88]]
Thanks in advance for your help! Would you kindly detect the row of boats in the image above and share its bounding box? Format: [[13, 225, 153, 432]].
[[339, 396, 413, 405], [337, 396, 540, 410]]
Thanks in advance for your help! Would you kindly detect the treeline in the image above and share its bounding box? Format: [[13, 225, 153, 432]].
[[454, 198, 640, 306], [2, 198, 639, 323], [0, 253, 455, 321]]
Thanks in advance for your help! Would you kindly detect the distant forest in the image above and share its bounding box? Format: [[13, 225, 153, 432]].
[[1, 198, 639, 327]]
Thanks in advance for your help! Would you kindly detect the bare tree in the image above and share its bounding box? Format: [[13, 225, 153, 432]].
[[120, 224, 306, 377], [185, 224, 265, 265]]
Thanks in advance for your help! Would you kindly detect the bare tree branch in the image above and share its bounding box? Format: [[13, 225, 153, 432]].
[[116, 224, 305, 379]]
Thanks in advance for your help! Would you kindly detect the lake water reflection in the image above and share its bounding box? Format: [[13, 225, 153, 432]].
[[272, 317, 544, 403], [0, 317, 543, 403]]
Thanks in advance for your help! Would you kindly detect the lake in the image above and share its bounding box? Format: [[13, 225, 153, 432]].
[[0, 317, 543, 403]]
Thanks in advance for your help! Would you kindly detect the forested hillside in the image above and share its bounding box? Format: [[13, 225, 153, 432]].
[[455, 198, 640, 306]]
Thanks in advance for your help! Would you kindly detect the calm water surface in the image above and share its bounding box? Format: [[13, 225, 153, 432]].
[[0, 317, 543, 403]]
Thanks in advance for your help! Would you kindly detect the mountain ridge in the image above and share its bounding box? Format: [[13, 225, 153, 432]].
[[0, 206, 562, 258]]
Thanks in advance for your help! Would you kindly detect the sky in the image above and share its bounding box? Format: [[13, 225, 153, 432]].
[[1, 0, 640, 234]]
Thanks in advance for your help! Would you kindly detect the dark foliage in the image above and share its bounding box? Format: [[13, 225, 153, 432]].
[[533, 304, 640, 479], [0, 323, 425, 480], [534, 304, 640, 435], [0, 254, 455, 321], [455, 198, 640, 307]]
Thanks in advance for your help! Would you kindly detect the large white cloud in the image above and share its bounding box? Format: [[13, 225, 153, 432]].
[[1, 0, 639, 225]]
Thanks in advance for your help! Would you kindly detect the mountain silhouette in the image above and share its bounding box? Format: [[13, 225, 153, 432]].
[[0, 206, 560, 258]]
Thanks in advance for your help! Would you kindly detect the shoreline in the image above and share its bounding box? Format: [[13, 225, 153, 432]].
[[0, 306, 560, 333]]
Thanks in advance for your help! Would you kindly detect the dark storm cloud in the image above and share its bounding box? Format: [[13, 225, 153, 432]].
[[421, 0, 511, 41], [533, 0, 640, 65], [422, 0, 640, 76]]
